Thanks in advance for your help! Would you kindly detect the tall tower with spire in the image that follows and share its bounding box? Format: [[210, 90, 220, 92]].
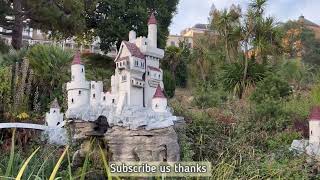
[[148, 12, 158, 47], [66, 52, 90, 109]]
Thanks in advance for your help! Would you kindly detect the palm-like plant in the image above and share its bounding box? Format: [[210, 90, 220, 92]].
[[27, 45, 72, 107], [212, 6, 241, 64]]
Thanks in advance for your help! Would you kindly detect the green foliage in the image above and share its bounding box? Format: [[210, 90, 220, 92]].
[[301, 27, 320, 66], [162, 42, 190, 88], [163, 70, 175, 98], [251, 74, 292, 104], [82, 53, 114, 90], [311, 84, 320, 106], [193, 82, 227, 108], [0, 66, 12, 112], [0, 38, 9, 54], [0, 48, 27, 66], [0, 0, 86, 49], [276, 59, 317, 88], [220, 60, 267, 98], [266, 131, 301, 150], [88, 0, 179, 51], [27, 45, 72, 109], [250, 74, 292, 131]]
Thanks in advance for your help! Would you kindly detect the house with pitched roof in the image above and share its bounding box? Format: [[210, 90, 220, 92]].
[[111, 12, 166, 112]]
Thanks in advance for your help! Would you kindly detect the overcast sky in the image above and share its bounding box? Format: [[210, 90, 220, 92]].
[[169, 0, 320, 35]]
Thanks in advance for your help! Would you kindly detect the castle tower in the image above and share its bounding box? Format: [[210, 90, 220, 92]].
[[148, 12, 157, 47], [90, 81, 103, 106], [66, 52, 90, 109], [152, 84, 167, 112], [309, 107, 320, 144], [45, 98, 64, 127]]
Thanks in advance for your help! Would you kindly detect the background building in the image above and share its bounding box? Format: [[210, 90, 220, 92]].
[[166, 23, 215, 49]]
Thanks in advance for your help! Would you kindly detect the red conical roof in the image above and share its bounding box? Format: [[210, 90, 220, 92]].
[[148, 12, 157, 25], [72, 51, 83, 65], [310, 106, 320, 121], [153, 84, 166, 99]]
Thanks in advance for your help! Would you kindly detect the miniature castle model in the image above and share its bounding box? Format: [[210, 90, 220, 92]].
[[309, 107, 320, 144], [65, 12, 180, 130], [291, 107, 320, 157], [45, 98, 65, 128]]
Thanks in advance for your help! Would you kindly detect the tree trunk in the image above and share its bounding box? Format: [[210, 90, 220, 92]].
[[242, 41, 249, 99], [11, 0, 23, 50]]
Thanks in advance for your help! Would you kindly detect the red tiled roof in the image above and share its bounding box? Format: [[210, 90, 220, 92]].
[[310, 106, 320, 121], [153, 84, 166, 99], [148, 66, 161, 72], [148, 12, 157, 25], [123, 41, 145, 59], [115, 56, 129, 62], [72, 51, 83, 65]]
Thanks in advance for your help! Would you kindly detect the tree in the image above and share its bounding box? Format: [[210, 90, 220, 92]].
[[86, 0, 179, 52], [27, 45, 72, 109], [211, 5, 241, 64], [162, 41, 190, 87], [0, 0, 86, 49]]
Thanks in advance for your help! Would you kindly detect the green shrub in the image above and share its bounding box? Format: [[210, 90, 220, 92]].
[[163, 70, 176, 98], [193, 82, 227, 108], [0, 38, 10, 54], [266, 131, 301, 150], [251, 73, 292, 104], [220, 60, 267, 99]]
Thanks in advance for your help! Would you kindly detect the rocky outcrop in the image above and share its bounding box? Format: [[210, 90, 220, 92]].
[[104, 126, 180, 162]]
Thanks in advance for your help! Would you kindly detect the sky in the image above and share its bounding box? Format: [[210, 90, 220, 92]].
[[169, 0, 320, 35]]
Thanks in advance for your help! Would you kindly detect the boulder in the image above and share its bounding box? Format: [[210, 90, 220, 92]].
[[104, 126, 180, 162]]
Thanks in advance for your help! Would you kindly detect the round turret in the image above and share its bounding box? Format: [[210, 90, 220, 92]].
[[148, 12, 157, 47], [66, 51, 90, 109]]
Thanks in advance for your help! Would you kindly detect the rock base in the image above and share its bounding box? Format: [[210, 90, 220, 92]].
[[104, 126, 180, 162]]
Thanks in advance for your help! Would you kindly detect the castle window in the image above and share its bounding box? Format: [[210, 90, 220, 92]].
[[112, 99, 115, 103], [132, 80, 134, 83], [82, 68, 84, 73], [79, 90, 81, 95], [145, 42, 147, 45], [93, 94, 96, 98], [103, 96, 106, 101], [147, 71, 150, 75], [57, 122, 60, 126], [71, 98, 74, 103], [155, 104, 158, 108], [92, 84, 95, 89], [158, 74, 160, 79], [53, 110, 56, 113], [311, 130, 313, 135]]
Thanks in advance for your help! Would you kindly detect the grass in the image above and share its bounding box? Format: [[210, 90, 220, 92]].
[[0, 133, 119, 179]]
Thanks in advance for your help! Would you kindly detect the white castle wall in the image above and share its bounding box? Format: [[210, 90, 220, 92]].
[[90, 81, 103, 106], [152, 98, 167, 113], [45, 107, 64, 127], [310, 120, 320, 144], [148, 24, 157, 47], [71, 64, 86, 82]]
